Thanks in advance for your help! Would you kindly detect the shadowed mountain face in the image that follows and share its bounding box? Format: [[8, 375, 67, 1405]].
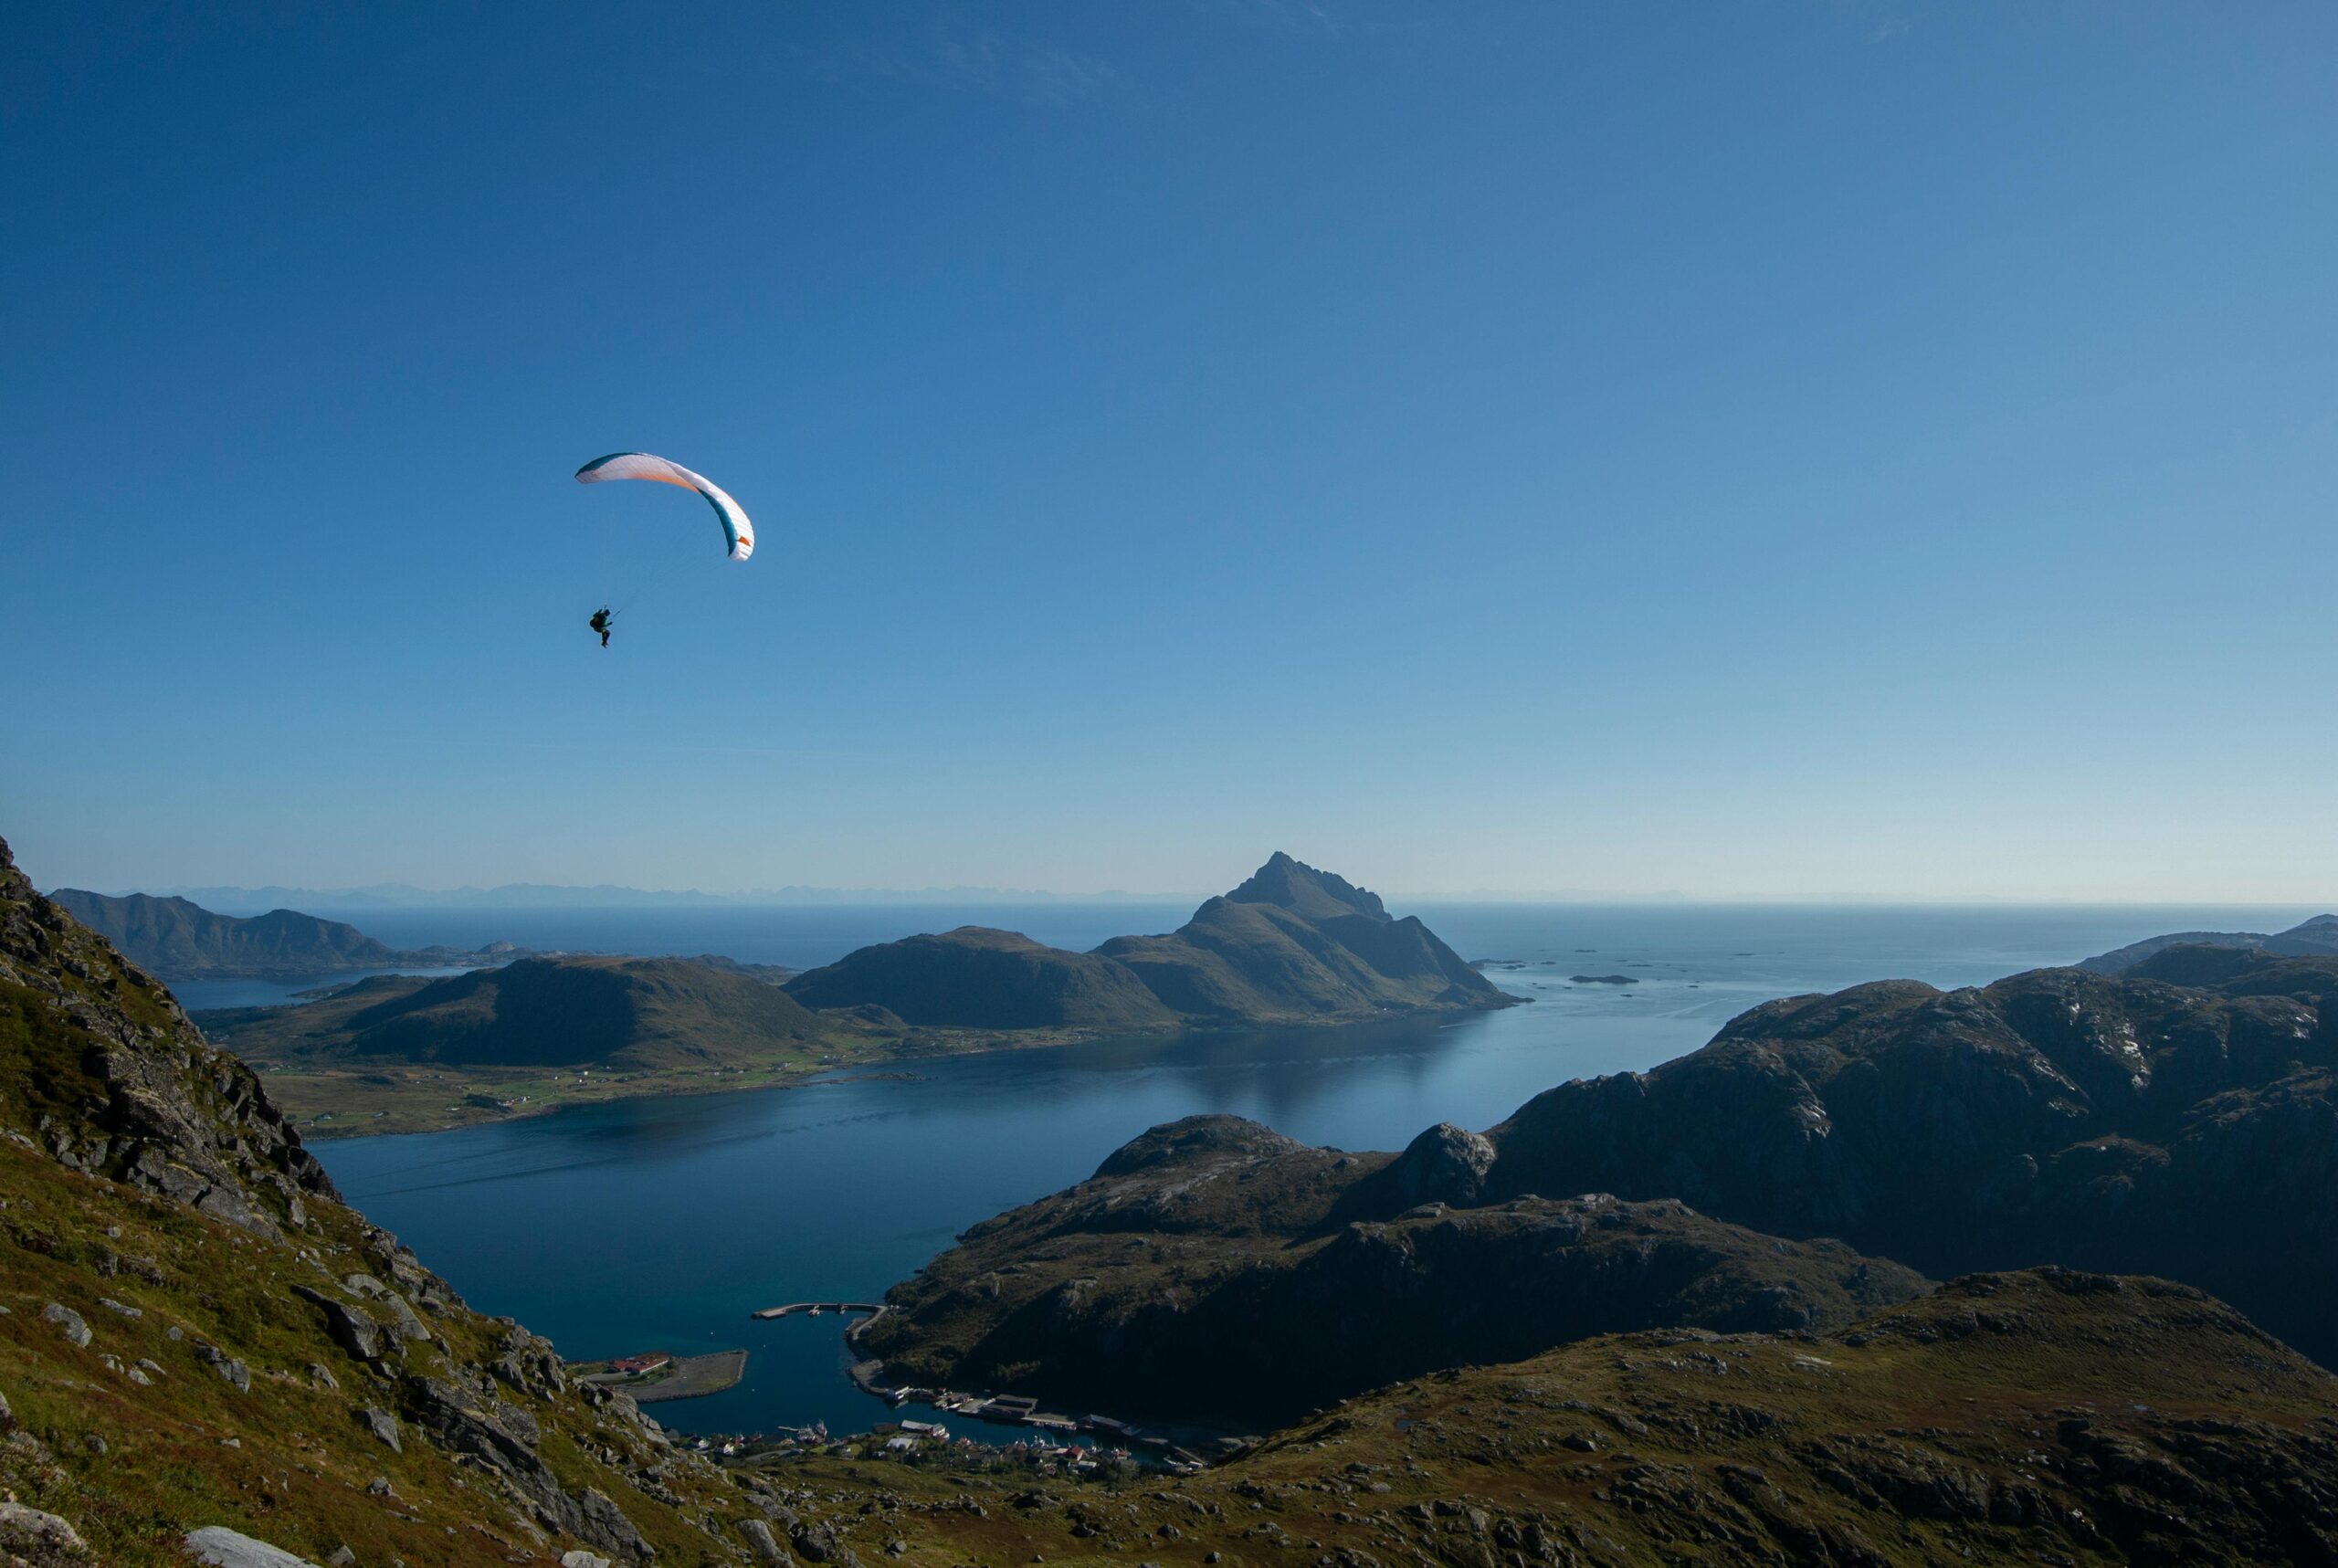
[[2080, 911, 2338, 973], [1075, 1268, 2338, 1568], [785, 853, 1514, 1029], [1480, 950, 2338, 1363], [46, 889, 405, 979], [198, 954, 834, 1069], [859, 1113, 1929, 1428]]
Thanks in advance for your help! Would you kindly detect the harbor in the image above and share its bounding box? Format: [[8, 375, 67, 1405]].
[[845, 1356, 1219, 1472]]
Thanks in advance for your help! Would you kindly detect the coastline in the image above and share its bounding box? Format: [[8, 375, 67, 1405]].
[[243, 995, 1527, 1141]]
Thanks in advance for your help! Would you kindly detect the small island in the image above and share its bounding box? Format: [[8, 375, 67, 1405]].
[[1567, 973, 1639, 984]]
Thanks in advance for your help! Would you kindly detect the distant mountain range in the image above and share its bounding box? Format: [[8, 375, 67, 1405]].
[[2080, 911, 2338, 973], [46, 889, 520, 980], [784, 852, 1519, 1028], [147, 881, 1199, 913]]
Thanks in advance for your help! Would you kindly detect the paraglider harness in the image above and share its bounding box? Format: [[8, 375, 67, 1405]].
[[588, 605, 616, 647]]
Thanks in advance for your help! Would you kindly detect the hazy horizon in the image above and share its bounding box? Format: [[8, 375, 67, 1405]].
[[5, 2, 2333, 904], [25, 864, 2338, 917]]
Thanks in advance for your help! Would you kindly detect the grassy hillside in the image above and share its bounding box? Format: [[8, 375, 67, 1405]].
[[767, 1268, 2338, 1568]]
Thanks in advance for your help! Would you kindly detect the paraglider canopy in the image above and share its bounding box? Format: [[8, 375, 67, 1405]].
[[574, 452, 754, 562]]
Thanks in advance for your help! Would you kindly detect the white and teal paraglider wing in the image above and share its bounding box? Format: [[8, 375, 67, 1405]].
[[574, 452, 754, 562]]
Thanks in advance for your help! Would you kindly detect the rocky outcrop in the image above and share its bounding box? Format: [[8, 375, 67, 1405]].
[[2, 854, 335, 1242]]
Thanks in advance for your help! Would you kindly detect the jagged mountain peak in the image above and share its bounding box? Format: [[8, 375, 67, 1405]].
[[1223, 851, 1388, 923]]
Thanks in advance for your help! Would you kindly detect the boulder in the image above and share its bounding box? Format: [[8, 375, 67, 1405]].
[[741, 1517, 794, 1565], [193, 1342, 251, 1392], [290, 1285, 387, 1363], [41, 1303, 90, 1348], [357, 1405, 400, 1452], [0, 1500, 87, 1559], [183, 1526, 325, 1567], [1388, 1122, 1498, 1207]]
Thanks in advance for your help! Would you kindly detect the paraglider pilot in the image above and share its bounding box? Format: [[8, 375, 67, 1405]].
[[589, 606, 613, 648]]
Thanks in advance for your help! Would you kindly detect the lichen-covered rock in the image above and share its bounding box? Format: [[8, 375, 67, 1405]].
[[183, 1526, 323, 1567], [356, 1405, 400, 1451], [40, 1303, 90, 1348], [0, 1500, 87, 1559]]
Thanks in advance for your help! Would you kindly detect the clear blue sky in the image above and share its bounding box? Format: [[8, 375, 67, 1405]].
[[4, 2, 2333, 900]]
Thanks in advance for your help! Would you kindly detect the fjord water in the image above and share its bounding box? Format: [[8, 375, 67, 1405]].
[[311, 900, 2318, 1441]]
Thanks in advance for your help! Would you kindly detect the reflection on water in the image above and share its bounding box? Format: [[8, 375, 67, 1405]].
[[172, 966, 476, 1012], [313, 899, 2322, 1439]]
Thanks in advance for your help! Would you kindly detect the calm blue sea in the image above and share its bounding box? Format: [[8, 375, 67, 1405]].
[[293, 900, 2317, 1442]]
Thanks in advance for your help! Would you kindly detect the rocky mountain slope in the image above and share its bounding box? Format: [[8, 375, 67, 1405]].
[[859, 950, 2338, 1434], [785, 853, 1515, 1029], [765, 1268, 2338, 1568], [1480, 951, 2338, 1363], [0, 837, 785, 1566], [199, 955, 837, 1071], [858, 1113, 1928, 1428], [2079, 911, 2338, 973], [44, 889, 413, 981]]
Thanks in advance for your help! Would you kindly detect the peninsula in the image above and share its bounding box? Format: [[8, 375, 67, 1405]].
[[46, 887, 526, 981], [198, 954, 869, 1135]]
